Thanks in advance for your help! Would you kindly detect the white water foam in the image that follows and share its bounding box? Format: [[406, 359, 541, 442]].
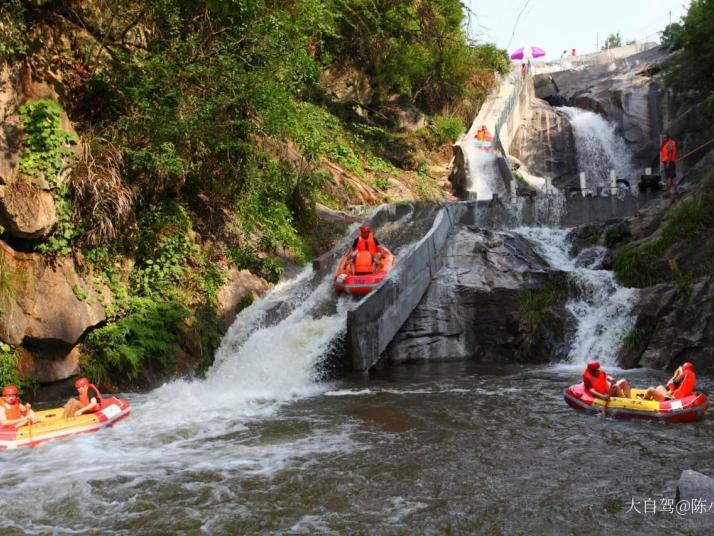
[[465, 150, 505, 201], [514, 227, 637, 368], [559, 106, 637, 192]]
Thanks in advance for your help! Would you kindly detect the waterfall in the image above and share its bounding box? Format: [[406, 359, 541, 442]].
[[515, 227, 637, 368], [558, 106, 637, 192], [465, 146, 507, 201]]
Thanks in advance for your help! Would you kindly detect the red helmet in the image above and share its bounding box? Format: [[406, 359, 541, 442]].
[[74, 377, 89, 389], [681, 362, 695, 372], [360, 225, 371, 234], [2, 385, 19, 402], [586, 360, 600, 371]]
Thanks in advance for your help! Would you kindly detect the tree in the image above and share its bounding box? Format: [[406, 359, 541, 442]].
[[603, 32, 622, 50]]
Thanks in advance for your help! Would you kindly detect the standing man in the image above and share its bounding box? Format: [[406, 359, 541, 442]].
[[660, 133, 678, 194]]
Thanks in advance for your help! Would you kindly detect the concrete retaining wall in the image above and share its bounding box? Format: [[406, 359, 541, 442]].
[[346, 203, 467, 371]]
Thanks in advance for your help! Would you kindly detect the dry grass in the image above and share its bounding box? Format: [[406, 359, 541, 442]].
[[71, 131, 136, 245]]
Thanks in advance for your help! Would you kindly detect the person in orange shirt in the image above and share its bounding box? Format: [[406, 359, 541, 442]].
[[582, 361, 630, 399], [660, 133, 678, 194], [0, 385, 38, 428], [63, 377, 103, 419], [643, 362, 696, 401]]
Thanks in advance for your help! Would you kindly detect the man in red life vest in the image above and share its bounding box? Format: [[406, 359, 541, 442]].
[[643, 362, 696, 401], [0, 385, 38, 428], [63, 377, 103, 418], [582, 361, 630, 399], [351, 224, 382, 274], [660, 133, 678, 194]]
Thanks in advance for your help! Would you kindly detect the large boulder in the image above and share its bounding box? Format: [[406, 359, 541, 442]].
[[676, 470, 714, 503], [384, 227, 572, 363], [216, 268, 271, 332], [509, 98, 577, 189], [619, 278, 714, 371], [0, 240, 107, 348], [0, 181, 57, 238]]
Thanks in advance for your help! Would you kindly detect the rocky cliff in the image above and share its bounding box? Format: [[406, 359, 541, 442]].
[[384, 225, 571, 363]]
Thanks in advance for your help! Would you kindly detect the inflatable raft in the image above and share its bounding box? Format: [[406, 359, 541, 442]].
[[334, 246, 396, 296], [564, 383, 708, 423], [0, 397, 131, 449]]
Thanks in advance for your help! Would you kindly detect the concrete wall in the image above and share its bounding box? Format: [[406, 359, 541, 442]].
[[346, 203, 467, 371]]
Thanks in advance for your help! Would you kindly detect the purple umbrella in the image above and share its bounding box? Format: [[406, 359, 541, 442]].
[[510, 46, 545, 60]]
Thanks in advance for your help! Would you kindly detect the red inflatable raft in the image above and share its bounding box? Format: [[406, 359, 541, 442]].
[[564, 383, 708, 423], [334, 246, 396, 296], [0, 397, 131, 449]]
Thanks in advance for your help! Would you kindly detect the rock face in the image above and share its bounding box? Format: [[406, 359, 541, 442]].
[[383, 226, 571, 363], [0, 61, 79, 240], [619, 278, 714, 372], [0, 181, 57, 238], [676, 470, 714, 502], [0, 240, 108, 381], [509, 99, 577, 189], [534, 47, 666, 168], [216, 268, 271, 332]]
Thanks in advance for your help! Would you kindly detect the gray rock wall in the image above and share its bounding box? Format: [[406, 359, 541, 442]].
[[384, 227, 570, 363]]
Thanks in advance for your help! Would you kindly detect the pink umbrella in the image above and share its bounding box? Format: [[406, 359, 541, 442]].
[[510, 46, 545, 60]]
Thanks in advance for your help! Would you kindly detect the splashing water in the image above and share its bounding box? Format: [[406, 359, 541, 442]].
[[514, 227, 637, 369], [559, 106, 637, 191], [465, 149, 506, 201]]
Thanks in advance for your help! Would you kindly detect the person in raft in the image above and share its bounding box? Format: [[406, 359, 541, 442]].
[[475, 125, 489, 141], [63, 377, 103, 419], [582, 361, 631, 399], [350, 225, 383, 274], [0, 385, 38, 428], [642, 362, 696, 401]]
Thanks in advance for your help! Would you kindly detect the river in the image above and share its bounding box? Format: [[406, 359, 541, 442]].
[[1, 220, 712, 535], [1, 361, 712, 534]]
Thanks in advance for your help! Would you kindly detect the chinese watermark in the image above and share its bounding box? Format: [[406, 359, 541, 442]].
[[626, 498, 714, 515]]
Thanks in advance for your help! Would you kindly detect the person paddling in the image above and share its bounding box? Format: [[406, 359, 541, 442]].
[[643, 362, 696, 401], [0, 385, 38, 428], [582, 361, 630, 400], [63, 377, 103, 419]]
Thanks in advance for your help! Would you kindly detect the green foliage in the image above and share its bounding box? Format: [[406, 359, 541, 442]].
[[661, 22, 685, 51], [516, 282, 567, 358], [663, 0, 714, 98], [85, 296, 189, 382], [131, 201, 194, 297], [239, 292, 254, 310], [18, 99, 77, 183], [0, 0, 31, 60], [18, 99, 80, 256], [622, 327, 645, 352], [603, 32, 622, 49], [431, 116, 464, 145], [329, 0, 508, 112], [229, 245, 283, 284], [0, 346, 21, 389], [604, 224, 629, 249], [613, 175, 714, 287]]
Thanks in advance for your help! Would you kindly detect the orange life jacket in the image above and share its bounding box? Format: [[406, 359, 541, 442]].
[[660, 139, 677, 162], [79, 384, 103, 411], [2, 401, 22, 421], [354, 250, 374, 274], [356, 233, 378, 255], [669, 370, 695, 399], [583, 369, 609, 396]]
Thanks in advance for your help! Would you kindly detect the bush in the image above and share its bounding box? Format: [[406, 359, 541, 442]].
[[85, 296, 189, 383], [0, 345, 21, 389], [431, 116, 464, 145]]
